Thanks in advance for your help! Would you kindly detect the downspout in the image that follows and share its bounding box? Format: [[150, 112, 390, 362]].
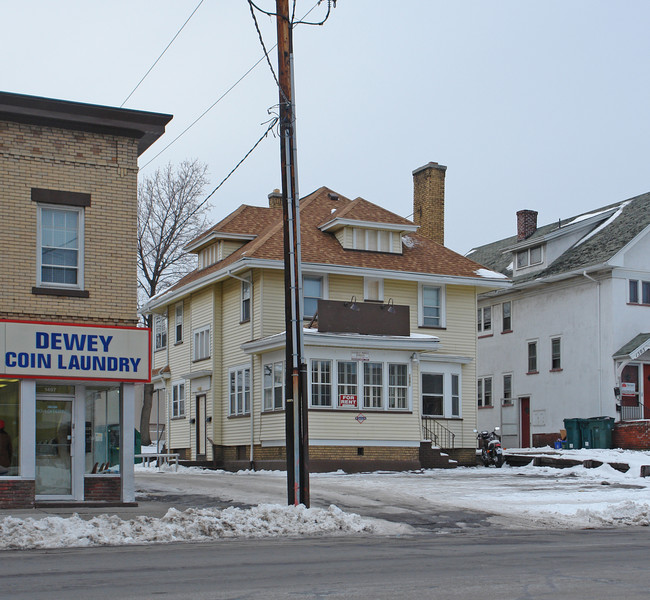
[[229, 270, 255, 468], [583, 271, 603, 414]]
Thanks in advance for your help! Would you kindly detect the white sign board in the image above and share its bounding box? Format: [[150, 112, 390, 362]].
[[621, 382, 636, 395], [0, 320, 151, 382]]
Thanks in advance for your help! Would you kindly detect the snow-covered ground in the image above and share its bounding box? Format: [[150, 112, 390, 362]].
[[2, 448, 650, 550]]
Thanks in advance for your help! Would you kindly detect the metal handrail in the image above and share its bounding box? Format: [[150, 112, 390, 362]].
[[422, 416, 456, 449]]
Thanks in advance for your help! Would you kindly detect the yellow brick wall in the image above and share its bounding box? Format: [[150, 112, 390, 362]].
[[0, 119, 139, 326]]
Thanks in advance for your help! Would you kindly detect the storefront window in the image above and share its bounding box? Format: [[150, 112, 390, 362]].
[[85, 387, 121, 474], [0, 380, 19, 476]]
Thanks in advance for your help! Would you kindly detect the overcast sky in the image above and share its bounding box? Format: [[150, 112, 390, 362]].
[[3, 1, 649, 255]]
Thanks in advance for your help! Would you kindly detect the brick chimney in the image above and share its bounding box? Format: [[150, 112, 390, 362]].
[[517, 209, 538, 240], [268, 188, 282, 209], [413, 162, 446, 245]]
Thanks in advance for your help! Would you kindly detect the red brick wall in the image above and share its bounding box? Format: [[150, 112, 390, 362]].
[[613, 421, 650, 450], [0, 480, 35, 508], [84, 476, 121, 502]]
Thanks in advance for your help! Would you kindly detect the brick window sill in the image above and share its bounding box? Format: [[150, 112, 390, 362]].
[[527, 371, 539, 375], [478, 333, 493, 339], [501, 329, 513, 335], [478, 405, 494, 409], [550, 368, 563, 373]]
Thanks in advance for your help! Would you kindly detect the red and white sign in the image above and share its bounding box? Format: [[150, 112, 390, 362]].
[[621, 382, 636, 396], [339, 394, 358, 408]]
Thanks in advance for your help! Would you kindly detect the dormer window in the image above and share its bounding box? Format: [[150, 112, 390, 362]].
[[198, 242, 221, 269], [516, 245, 543, 268], [352, 228, 393, 252]]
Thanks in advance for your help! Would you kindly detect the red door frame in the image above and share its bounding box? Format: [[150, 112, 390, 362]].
[[520, 397, 531, 448]]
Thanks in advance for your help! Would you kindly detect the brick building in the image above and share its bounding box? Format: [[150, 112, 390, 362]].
[[0, 91, 171, 507]]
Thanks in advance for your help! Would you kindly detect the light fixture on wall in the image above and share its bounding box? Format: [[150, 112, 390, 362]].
[[410, 352, 419, 363], [344, 295, 360, 311], [381, 298, 395, 313]]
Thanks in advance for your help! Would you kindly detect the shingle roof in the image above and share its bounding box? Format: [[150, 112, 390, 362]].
[[467, 192, 650, 283], [160, 186, 491, 298]]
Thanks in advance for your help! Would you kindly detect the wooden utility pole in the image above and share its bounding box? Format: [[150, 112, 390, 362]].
[[276, 0, 309, 507]]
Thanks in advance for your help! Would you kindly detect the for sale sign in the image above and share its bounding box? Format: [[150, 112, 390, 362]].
[[339, 394, 358, 408]]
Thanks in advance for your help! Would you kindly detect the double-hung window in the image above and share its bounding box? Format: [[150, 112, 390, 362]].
[[478, 376, 492, 407], [303, 275, 323, 319], [175, 303, 183, 344], [241, 278, 251, 322], [502, 301, 512, 332], [551, 337, 561, 370], [363, 362, 383, 408], [193, 326, 210, 361], [388, 363, 408, 409], [263, 361, 284, 411], [477, 306, 492, 333], [527, 341, 538, 373], [337, 361, 358, 407], [311, 360, 332, 406], [420, 285, 444, 328], [154, 313, 167, 351], [516, 245, 543, 269], [503, 374, 513, 401], [229, 367, 251, 416], [422, 373, 444, 416], [172, 381, 185, 418], [629, 280, 650, 304], [38, 205, 84, 288]]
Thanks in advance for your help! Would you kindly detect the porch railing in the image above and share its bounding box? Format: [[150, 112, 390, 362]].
[[422, 416, 455, 450], [620, 403, 646, 422]]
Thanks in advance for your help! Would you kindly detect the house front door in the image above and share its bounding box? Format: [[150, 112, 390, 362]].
[[644, 365, 650, 420], [195, 394, 206, 459], [520, 397, 530, 448]]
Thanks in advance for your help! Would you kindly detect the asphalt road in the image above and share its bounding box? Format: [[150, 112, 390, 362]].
[[2, 528, 649, 600]]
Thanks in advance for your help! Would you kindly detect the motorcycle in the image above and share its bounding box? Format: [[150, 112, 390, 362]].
[[474, 427, 504, 468]]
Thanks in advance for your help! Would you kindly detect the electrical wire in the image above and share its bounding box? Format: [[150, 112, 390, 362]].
[[121, 0, 205, 108], [248, 0, 285, 102]]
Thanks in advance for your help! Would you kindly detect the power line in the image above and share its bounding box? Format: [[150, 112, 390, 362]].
[[121, 0, 205, 108]]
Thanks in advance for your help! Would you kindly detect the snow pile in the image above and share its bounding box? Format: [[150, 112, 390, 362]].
[[0, 504, 376, 550], [475, 268, 508, 279]]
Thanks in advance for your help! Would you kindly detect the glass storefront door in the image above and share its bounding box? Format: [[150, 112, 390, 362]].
[[35, 396, 74, 497]]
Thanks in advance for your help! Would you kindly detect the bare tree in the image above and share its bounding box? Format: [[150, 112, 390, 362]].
[[138, 160, 210, 445]]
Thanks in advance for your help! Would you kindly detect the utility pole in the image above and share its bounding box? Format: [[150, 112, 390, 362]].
[[276, 0, 309, 507]]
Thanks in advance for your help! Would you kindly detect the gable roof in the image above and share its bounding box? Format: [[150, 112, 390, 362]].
[[468, 192, 650, 283], [150, 186, 502, 306]]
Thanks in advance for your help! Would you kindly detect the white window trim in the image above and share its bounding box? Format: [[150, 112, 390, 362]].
[[516, 245, 544, 270], [502, 373, 513, 404], [418, 283, 446, 328], [550, 336, 562, 370], [263, 360, 284, 412], [364, 277, 384, 302], [421, 365, 463, 417], [302, 273, 328, 319], [175, 302, 183, 344], [527, 339, 539, 373], [309, 358, 412, 412], [36, 203, 85, 289], [193, 326, 211, 362], [228, 365, 251, 416], [477, 375, 493, 408], [478, 306, 492, 333], [154, 313, 168, 352], [241, 277, 251, 322], [171, 379, 186, 418]]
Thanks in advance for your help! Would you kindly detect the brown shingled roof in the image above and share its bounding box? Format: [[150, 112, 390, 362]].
[[159, 186, 489, 298]]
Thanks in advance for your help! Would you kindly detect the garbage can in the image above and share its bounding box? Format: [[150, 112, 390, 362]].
[[582, 417, 614, 449], [563, 418, 583, 449]]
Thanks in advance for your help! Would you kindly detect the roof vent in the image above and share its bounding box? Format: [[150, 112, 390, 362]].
[[328, 192, 339, 201]]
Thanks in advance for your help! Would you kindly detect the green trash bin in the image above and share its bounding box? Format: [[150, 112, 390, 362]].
[[563, 418, 583, 449], [583, 417, 614, 449]]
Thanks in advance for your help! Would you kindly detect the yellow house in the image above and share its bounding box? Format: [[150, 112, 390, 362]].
[[146, 163, 508, 470]]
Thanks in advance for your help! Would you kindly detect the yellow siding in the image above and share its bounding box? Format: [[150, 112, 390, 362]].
[[383, 279, 418, 330], [261, 269, 285, 338], [222, 240, 244, 260], [211, 283, 223, 446], [328, 274, 363, 301]]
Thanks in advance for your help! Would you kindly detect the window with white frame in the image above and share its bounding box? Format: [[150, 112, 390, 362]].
[[477, 306, 492, 333], [551, 337, 561, 370], [311, 359, 332, 406], [451, 374, 460, 417], [629, 279, 650, 305], [363, 362, 383, 408], [388, 363, 408, 409], [303, 275, 323, 319], [364, 277, 384, 302], [229, 366, 251, 416], [502, 301, 512, 332], [422, 373, 444, 416], [527, 341, 538, 373], [241, 278, 251, 322], [420, 284, 444, 328], [175, 302, 183, 344], [337, 361, 357, 407], [516, 245, 543, 269], [352, 228, 393, 252], [172, 380, 185, 418], [193, 326, 210, 361], [154, 313, 167, 351], [263, 361, 283, 411], [478, 376, 492, 407], [38, 205, 84, 288], [503, 374, 513, 401]]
